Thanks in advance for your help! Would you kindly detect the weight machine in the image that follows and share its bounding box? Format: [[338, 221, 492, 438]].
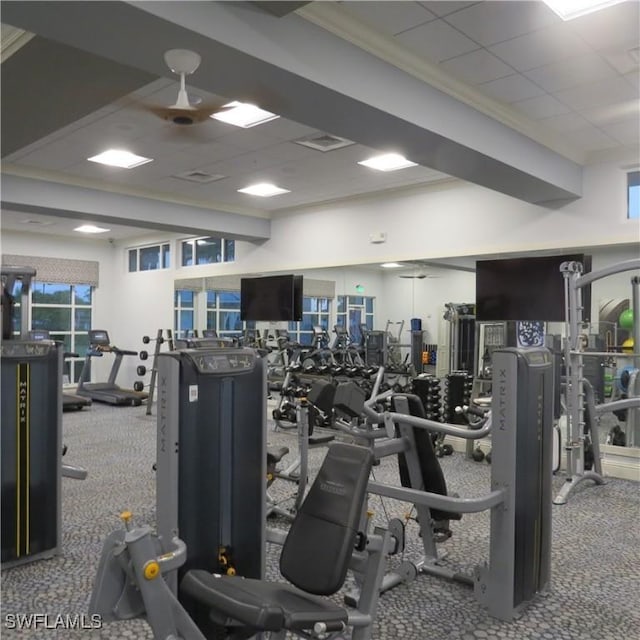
[[1, 266, 87, 568], [333, 347, 554, 621], [554, 259, 640, 505]]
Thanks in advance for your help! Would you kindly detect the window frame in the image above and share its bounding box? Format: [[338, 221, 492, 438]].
[[128, 242, 171, 272], [181, 236, 236, 267], [29, 282, 94, 384], [628, 170, 639, 220], [336, 295, 375, 345], [288, 296, 332, 345], [174, 289, 196, 338]]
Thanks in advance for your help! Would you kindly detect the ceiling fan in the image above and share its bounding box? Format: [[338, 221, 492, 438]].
[[397, 262, 441, 279], [142, 49, 233, 126]]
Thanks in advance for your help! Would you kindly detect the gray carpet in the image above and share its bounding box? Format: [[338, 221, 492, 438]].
[[1, 400, 639, 639]]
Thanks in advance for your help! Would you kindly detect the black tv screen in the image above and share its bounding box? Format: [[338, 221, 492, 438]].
[[476, 254, 591, 322], [240, 275, 303, 322]]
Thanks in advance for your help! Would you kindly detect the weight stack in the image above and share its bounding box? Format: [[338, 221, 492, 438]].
[[443, 371, 474, 425], [412, 375, 443, 422]]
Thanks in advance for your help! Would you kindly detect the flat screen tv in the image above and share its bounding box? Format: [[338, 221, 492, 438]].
[[476, 254, 591, 322], [240, 275, 303, 322]]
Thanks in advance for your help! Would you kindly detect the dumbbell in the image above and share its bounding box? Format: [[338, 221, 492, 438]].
[[471, 448, 485, 462], [137, 365, 147, 376], [139, 351, 149, 361], [142, 335, 165, 345], [133, 381, 145, 392]]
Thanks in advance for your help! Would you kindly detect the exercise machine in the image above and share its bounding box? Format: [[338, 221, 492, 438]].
[[266, 382, 336, 520], [155, 347, 266, 608], [1, 334, 62, 567], [1, 266, 87, 568], [76, 329, 148, 406], [91, 342, 395, 638], [90, 442, 394, 640], [554, 259, 640, 504], [348, 347, 554, 621]]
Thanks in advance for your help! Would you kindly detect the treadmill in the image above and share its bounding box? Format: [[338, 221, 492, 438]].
[[76, 329, 148, 406], [28, 330, 91, 411]]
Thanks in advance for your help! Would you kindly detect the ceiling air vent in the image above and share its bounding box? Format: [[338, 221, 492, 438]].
[[172, 170, 226, 184], [20, 218, 55, 226], [294, 133, 355, 152]]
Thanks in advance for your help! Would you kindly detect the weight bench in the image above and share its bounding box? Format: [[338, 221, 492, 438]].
[[181, 442, 389, 639]]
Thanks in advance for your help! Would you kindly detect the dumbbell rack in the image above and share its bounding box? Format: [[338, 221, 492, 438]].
[[144, 329, 174, 416]]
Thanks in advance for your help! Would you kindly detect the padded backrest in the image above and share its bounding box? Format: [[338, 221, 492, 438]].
[[307, 379, 337, 416], [280, 443, 373, 596], [392, 394, 454, 522]]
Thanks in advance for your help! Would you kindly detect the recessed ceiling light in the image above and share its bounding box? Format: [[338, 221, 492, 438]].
[[74, 224, 111, 234], [381, 262, 403, 268], [237, 183, 291, 197], [358, 153, 418, 172], [87, 149, 153, 168], [543, 0, 626, 20], [211, 101, 279, 128]]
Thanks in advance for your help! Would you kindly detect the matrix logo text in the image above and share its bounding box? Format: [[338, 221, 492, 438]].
[[5, 614, 102, 630]]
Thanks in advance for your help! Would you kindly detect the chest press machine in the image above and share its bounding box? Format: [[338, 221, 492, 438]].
[[90, 346, 553, 637]]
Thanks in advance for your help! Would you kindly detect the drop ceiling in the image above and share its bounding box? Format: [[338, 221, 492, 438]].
[[1, 1, 638, 243]]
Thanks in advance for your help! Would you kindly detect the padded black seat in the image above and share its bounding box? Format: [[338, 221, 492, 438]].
[[266, 446, 290, 464], [181, 572, 347, 631], [180, 442, 373, 636], [309, 434, 334, 446]]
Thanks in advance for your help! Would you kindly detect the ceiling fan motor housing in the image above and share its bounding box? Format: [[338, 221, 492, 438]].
[[170, 113, 196, 125]]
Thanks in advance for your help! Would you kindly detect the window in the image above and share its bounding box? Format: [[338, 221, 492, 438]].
[[128, 243, 171, 272], [288, 297, 331, 345], [174, 290, 195, 338], [181, 236, 235, 266], [336, 295, 375, 345], [628, 171, 639, 219], [206, 290, 252, 339], [31, 282, 93, 383]]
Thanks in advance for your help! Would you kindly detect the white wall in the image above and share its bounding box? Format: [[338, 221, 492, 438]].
[[3, 157, 638, 386], [206, 159, 639, 276]]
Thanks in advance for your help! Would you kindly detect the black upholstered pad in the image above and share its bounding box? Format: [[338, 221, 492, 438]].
[[280, 443, 373, 595], [180, 571, 347, 632], [266, 445, 290, 464], [392, 394, 461, 522]]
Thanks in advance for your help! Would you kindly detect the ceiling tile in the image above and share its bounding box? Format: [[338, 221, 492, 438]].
[[579, 99, 640, 126], [554, 76, 638, 111], [489, 24, 591, 72], [10, 146, 74, 172], [601, 118, 640, 145], [395, 18, 479, 62], [537, 112, 593, 133], [601, 48, 640, 75], [559, 126, 619, 152], [341, 1, 435, 36], [443, 1, 557, 48], [566, 0, 640, 51], [418, 2, 479, 17], [625, 71, 640, 90], [478, 73, 546, 104], [511, 94, 571, 119], [255, 118, 320, 142], [439, 48, 514, 85], [523, 52, 619, 94]]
